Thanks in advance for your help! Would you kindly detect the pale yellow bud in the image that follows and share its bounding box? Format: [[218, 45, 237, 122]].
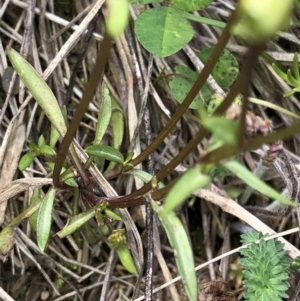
[[106, 0, 129, 38], [231, 0, 293, 44]]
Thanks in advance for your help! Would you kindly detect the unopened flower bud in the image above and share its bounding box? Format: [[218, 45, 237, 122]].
[[231, 0, 293, 44]]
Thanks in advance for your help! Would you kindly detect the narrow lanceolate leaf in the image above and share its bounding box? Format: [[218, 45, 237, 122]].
[[29, 187, 41, 232], [105, 97, 124, 173], [57, 207, 96, 238], [127, 169, 165, 188], [85, 145, 124, 163], [152, 201, 197, 301], [224, 160, 295, 206], [7, 48, 67, 136], [94, 84, 111, 145], [37, 187, 56, 251], [111, 97, 124, 150], [163, 167, 211, 213]]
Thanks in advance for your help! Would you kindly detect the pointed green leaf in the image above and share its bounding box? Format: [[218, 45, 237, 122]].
[[286, 69, 300, 87], [111, 97, 124, 149], [105, 97, 124, 172], [57, 207, 96, 238], [18, 151, 37, 171], [127, 169, 165, 188], [135, 7, 193, 58], [163, 167, 211, 212], [37, 187, 56, 251], [223, 160, 295, 206], [104, 209, 122, 221], [152, 201, 197, 301], [169, 65, 212, 108], [272, 63, 288, 81], [85, 145, 124, 163], [29, 187, 41, 232], [38, 135, 46, 147], [94, 84, 112, 145], [7, 48, 67, 136]]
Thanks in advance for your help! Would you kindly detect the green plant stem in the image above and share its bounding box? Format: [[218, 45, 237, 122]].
[[116, 13, 243, 203], [201, 120, 300, 164], [53, 33, 112, 188], [126, 11, 237, 172]]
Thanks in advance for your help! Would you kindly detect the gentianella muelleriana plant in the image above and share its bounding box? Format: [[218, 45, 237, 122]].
[[240, 230, 292, 301]]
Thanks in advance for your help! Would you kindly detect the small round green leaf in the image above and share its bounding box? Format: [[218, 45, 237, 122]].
[[135, 7, 193, 58], [198, 47, 239, 88], [171, 0, 213, 12], [85, 145, 124, 163], [18, 152, 37, 171], [169, 65, 212, 108], [37, 187, 56, 251]]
